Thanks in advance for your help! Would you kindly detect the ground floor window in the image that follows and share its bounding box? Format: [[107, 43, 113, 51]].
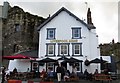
[[47, 62, 54, 71], [32, 62, 39, 72], [75, 62, 80, 71]]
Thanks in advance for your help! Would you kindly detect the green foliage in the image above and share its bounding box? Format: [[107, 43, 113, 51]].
[[99, 43, 120, 58]]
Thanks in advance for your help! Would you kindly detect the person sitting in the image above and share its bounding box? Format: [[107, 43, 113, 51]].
[[64, 71, 70, 81], [83, 69, 89, 80], [104, 69, 109, 75], [94, 69, 98, 75], [47, 68, 54, 81], [27, 68, 30, 72], [40, 69, 47, 81], [13, 68, 18, 74]]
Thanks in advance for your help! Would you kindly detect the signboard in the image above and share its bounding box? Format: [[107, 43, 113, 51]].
[[50, 39, 78, 43]]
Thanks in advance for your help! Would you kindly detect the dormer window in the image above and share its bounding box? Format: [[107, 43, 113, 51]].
[[47, 28, 56, 39], [72, 27, 81, 39]]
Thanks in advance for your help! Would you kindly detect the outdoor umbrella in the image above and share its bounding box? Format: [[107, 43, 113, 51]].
[[68, 57, 83, 63], [57, 56, 70, 65], [3, 54, 30, 60], [38, 57, 57, 63], [57, 56, 69, 61], [90, 58, 107, 63], [90, 58, 107, 70], [38, 57, 57, 72]]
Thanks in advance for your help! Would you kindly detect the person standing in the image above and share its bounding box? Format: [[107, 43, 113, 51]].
[[40, 69, 47, 81], [56, 64, 63, 82], [72, 66, 77, 75], [1, 66, 6, 83]]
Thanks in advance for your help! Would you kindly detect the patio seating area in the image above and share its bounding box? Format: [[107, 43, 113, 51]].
[[8, 72, 34, 80]]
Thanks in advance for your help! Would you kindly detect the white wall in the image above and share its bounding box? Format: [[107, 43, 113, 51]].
[[0, 6, 2, 18], [8, 59, 31, 72], [39, 11, 91, 58]]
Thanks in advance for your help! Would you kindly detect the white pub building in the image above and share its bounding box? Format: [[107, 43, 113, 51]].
[[7, 7, 102, 74], [37, 7, 100, 73]]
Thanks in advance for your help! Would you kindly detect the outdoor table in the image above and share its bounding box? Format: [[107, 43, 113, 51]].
[[8, 80, 22, 83], [94, 74, 112, 83]]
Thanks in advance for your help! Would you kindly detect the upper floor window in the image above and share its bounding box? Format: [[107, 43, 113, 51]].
[[47, 28, 56, 39], [46, 43, 56, 56], [72, 28, 81, 39], [72, 43, 82, 56]]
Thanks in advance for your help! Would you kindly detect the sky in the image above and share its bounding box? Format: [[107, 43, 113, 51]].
[[0, 0, 119, 44]]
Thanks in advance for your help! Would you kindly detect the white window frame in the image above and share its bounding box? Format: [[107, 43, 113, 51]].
[[72, 43, 82, 56], [48, 45, 54, 55], [47, 28, 56, 39], [72, 28, 81, 39], [60, 44, 68, 55], [74, 44, 80, 55]]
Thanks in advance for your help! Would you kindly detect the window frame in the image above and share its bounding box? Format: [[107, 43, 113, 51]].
[[46, 43, 56, 56], [46, 28, 56, 39], [47, 62, 54, 71], [72, 43, 82, 56], [58, 43, 70, 56], [72, 27, 81, 39]]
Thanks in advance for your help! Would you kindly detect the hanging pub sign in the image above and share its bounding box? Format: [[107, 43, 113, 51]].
[[84, 59, 90, 66]]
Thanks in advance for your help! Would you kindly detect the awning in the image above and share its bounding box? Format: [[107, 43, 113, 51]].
[[3, 54, 32, 60]]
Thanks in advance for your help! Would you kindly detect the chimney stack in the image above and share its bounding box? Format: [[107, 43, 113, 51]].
[[87, 8, 93, 25], [87, 8, 96, 29]]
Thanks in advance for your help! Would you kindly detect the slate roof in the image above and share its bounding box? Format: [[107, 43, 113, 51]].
[[37, 7, 95, 31]]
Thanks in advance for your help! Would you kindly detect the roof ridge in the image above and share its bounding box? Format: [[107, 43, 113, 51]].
[[37, 7, 91, 31]]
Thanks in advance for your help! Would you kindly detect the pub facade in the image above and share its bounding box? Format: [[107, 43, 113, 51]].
[[37, 7, 100, 73]]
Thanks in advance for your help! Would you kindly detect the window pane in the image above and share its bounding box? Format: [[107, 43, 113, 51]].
[[60, 45, 68, 55], [49, 30, 54, 38], [75, 62, 80, 71], [72, 28, 81, 38], [48, 45, 54, 54], [47, 63, 54, 71], [74, 44, 80, 54], [47, 29, 55, 39]]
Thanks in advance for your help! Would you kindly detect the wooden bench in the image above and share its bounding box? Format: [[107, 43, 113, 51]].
[[94, 74, 112, 83]]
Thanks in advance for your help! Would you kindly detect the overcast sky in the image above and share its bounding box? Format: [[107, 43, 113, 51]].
[[0, 0, 119, 44]]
